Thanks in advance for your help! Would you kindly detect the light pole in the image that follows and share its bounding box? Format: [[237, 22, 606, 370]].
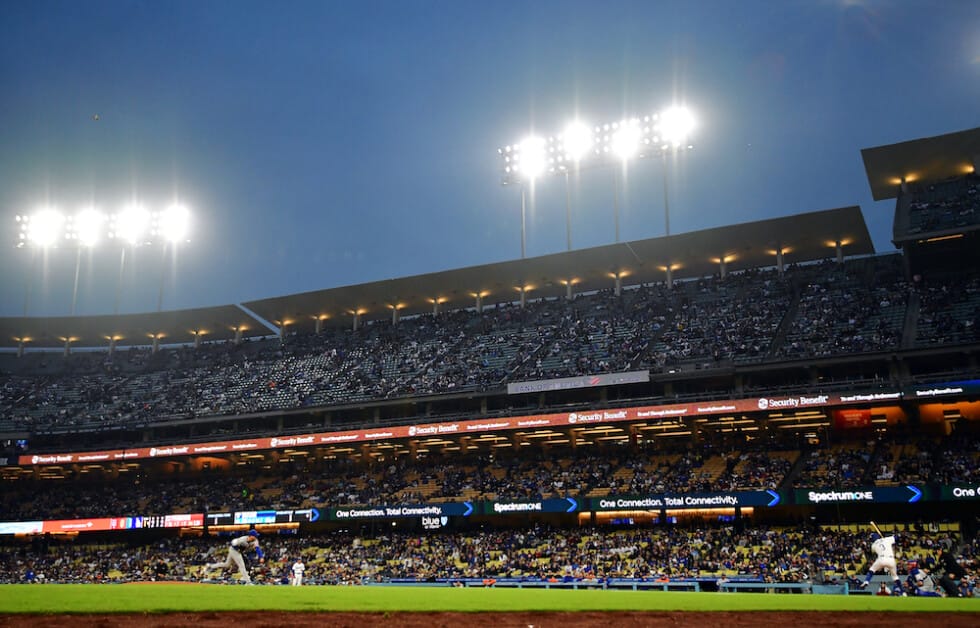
[[15, 208, 64, 316], [520, 185, 527, 259], [154, 203, 191, 311], [67, 207, 105, 315], [110, 202, 151, 315], [656, 106, 696, 237], [501, 136, 545, 258]]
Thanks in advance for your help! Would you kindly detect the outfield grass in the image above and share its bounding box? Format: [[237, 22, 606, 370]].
[[0, 585, 979, 614]]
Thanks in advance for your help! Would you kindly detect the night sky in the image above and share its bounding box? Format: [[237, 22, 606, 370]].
[[1, 0, 978, 318]]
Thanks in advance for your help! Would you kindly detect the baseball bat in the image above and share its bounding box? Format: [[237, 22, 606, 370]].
[[870, 521, 883, 536]]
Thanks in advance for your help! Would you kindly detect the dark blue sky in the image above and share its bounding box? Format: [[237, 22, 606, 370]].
[[1, 0, 978, 317]]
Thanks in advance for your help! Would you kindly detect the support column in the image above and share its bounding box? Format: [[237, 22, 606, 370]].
[[719, 258, 727, 279], [352, 312, 360, 331], [565, 281, 573, 300], [475, 293, 483, 313], [315, 317, 323, 335], [665, 266, 673, 287], [151, 334, 161, 353], [391, 306, 399, 325], [519, 286, 527, 309], [613, 274, 622, 297], [63, 338, 71, 357], [835, 240, 844, 264], [776, 247, 785, 274], [194, 331, 202, 349], [17, 340, 25, 358], [432, 299, 440, 316], [108, 336, 117, 356]]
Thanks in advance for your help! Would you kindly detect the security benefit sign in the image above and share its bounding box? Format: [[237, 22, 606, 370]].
[[590, 490, 781, 511], [330, 501, 474, 521]]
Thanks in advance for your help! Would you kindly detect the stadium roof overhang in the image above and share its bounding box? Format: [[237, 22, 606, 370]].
[[0, 305, 263, 350], [861, 127, 980, 201], [0, 206, 874, 348], [243, 206, 874, 333]]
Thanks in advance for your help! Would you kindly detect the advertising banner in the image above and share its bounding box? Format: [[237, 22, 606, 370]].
[[17, 388, 906, 467], [793, 485, 923, 505], [833, 408, 872, 430], [590, 490, 781, 511]]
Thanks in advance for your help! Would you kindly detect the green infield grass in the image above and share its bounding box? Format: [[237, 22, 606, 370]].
[[0, 585, 979, 614]]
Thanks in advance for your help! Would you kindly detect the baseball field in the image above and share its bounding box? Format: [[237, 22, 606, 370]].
[[0, 584, 978, 627]]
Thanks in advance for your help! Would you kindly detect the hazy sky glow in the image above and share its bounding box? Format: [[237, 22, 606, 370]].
[[1, 0, 978, 317]]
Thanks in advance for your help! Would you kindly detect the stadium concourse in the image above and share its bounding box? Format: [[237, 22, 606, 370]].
[[0, 129, 979, 599]]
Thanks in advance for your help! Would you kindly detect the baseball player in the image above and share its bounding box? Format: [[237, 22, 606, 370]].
[[860, 531, 903, 595], [906, 563, 942, 597], [205, 529, 265, 584], [291, 557, 306, 586]]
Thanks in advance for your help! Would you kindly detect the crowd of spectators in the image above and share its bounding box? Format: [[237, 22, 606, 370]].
[[2, 254, 945, 434], [6, 433, 979, 522], [913, 272, 980, 347], [0, 523, 973, 590], [904, 173, 980, 236], [792, 443, 873, 489], [778, 257, 908, 358]]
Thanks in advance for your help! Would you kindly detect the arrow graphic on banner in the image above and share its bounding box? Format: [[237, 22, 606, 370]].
[[766, 490, 781, 507], [906, 486, 922, 503], [309, 508, 320, 522], [565, 497, 578, 513], [463, 501, 473, 517]]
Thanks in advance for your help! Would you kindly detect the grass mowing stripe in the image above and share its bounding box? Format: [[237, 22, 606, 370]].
[[0, 585, 978, 614]]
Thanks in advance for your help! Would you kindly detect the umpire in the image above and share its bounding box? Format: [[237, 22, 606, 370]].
[[936, 547, 966, 597]]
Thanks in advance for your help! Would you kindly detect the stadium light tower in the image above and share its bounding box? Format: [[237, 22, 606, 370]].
[[109, 202, 152, 315], [560, 121, 593, 250], [497, 104, 696, 247], [153, 202, 192, 311], [15, 208, 65, 316], [14, 200, 194, 318], [500, 135, 547, 258], [65, 207, 106, 315], [656, 106, 696, 236]]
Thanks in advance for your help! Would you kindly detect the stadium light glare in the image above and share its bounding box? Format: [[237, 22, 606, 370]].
[[113, 203, 151, 245], [562, 121, 593, 162], [157, 203, 191, 243], [72, 207, 106, 247], [24, 208, 65, 248], [658, 106, 696, 147], [611, 120, 642, 160], [518, 136, 546, 180]]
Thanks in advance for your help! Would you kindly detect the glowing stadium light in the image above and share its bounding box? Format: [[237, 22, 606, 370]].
[[71, 207, 106, 247], [658, 106, 696, 147], [517, 136, 547, 180], [156, 203, 191, 243], [112, 203, 151, 245], [22, 208, 65, 248], [611, 119, 642, 160], [561, 121, 593, 162]]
